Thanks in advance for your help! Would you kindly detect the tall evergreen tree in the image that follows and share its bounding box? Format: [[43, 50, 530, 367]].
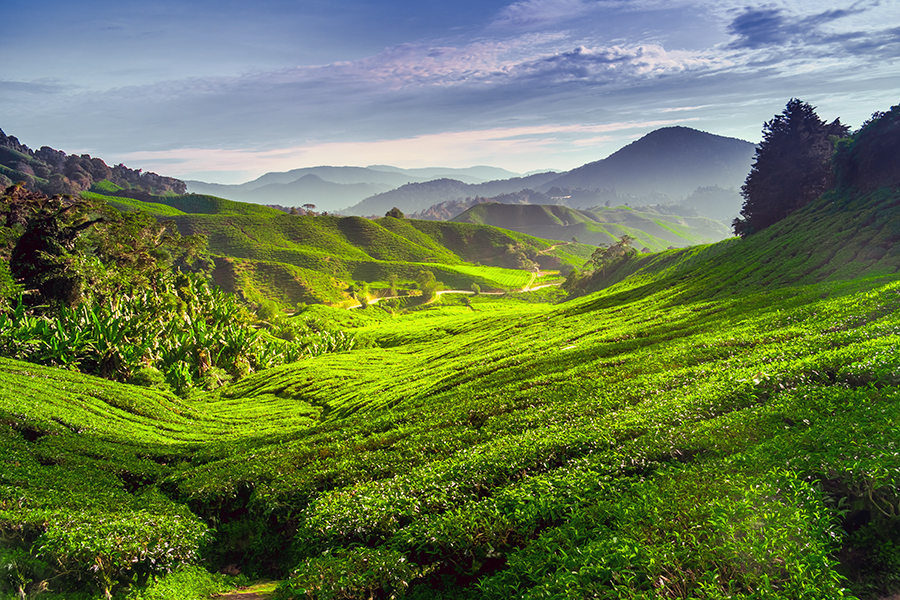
[[733, 99, 848, 237]]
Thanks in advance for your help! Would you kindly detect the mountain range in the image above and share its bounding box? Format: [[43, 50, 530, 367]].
[[186, 165, 534, 212], [187, 127, 755, 221]]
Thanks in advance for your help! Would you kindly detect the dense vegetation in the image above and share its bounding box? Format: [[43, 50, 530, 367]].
[[71, 183, 590, 307], [0, 184, 357, 397], [1, 104, 899, 600], [0, 131, 185, 197], [733, 99, 849, 237]]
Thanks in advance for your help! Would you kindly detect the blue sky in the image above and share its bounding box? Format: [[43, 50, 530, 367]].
[[2, 0, 898, 183]]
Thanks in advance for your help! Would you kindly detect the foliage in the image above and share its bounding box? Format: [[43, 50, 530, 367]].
[[562, 235, 636, 296], [2, 186, 210, 309], [125, 565, 235, 600], [276, 547, 419, 599], [834, 104, 900, 192], [0, 129, 185, 196], [0, 271, 353, 393], [3, 103, 900, 600], [415, 270, 442, 302], [586, 234, 636, 274], [0, 190, 359, 394], [733, 99, 848, 237]]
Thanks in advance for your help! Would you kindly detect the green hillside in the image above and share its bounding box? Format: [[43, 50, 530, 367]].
[[80, 186, 586, 306], [4, 107, 900, 600], [4, 167, 900, 598], [89, 187, 284, 217], [171, 213, 590, 305], [452, 202, 731, 250]]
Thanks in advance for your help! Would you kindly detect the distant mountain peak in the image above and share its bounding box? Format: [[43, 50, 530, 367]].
[[540, 127, 755, 199]]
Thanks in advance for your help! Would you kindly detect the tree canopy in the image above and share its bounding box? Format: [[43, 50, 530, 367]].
[[733, 99, 848, 238], [2, 185, 209, 308]]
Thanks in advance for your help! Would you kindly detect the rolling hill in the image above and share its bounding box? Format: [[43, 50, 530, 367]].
[[451, 202, 732, 250], [84, 180, 592, 307], [5, 164, 900, 598], [343, 172, 561, 216], [3, 106, 900, 600], [170, 212, 591, 306]]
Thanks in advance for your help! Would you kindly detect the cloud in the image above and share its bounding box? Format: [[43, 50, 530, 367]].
[[0, 79, 70, 95], [725, 4, 882, 51], [726, 8, 792, 48], [511, 44, 722, 83], [116, 119, 696, 179], [491, 0, 593, 29]]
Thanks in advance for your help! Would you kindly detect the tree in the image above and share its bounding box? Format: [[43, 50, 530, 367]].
[[733, 99, 848, 237], [385, 207, 405, 219], [587, 234, 635, 275], [415, 270, 441, 302], [4, 187, 208, 308], [9, 194, 105, 306], [302, 203, 317, 215]]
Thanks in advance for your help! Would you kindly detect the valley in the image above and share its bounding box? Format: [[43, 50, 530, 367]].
[[1, 105, 900, 600]]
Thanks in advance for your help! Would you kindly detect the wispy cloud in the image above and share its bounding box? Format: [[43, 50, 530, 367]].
[[254, 37, 721, 97], [117, 119, 696, 178], [510, 44, 723, 83], [0, 79, 70, 95], [491, 0, 593, 29]]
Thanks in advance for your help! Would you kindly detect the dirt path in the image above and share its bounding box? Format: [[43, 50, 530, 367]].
[[346, 275, 563, 308], [214, 581, 277, 599], [537, 241, 573, 254]]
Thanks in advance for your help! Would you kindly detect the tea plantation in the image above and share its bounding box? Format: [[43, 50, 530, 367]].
[[3, 176, 900, 598], [3, 108, 900, 599]]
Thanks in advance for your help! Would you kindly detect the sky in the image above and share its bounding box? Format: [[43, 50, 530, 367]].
[[2, 0, 899, 184]]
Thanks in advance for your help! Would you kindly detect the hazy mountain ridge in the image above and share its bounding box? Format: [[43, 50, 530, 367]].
[[452, 202, 731, 250], [184, 127, 752, 222], [344, 172, 561, 216], [186, 165, 531, 211], [409, 189, 549, 220], [366, 164, 523, 182], [349, 127, 753, 219], [541, 126, 755, 197]]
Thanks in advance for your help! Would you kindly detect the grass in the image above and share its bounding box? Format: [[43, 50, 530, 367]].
[[3, 186, 900, 598], [167, 213, 580, 307], [81, 191, 188, 217]]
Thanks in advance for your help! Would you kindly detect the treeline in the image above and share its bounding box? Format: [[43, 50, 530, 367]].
[[733, 100, 898, 237], [0, 128, 186, 197]]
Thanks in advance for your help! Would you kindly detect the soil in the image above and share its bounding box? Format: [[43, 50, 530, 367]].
[[213, 581, 277, 599]]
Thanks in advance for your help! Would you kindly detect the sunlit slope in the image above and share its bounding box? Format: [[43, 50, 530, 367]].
[[194, 268, 900, 598], [89, 188, 285, 217], [574, 186, 900, 303], [183, 187, 900, 597], [87, 187, 590, 304], [0, 356, 323, 597], [172, 213, 590, 304], [7, 186, 900, 596]]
